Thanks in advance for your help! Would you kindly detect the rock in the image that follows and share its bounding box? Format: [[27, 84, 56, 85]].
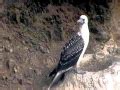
[[90, 27, 110, 43], [51, 15, 64, 41], [9, 48, 13, 53], [26, 80, 32, 85], [0, 47, 4, 52], [4, 47, 10, 52], [39, 45, 50, 54], [2, 76, 8, 81], [6, 59, 16, 70], [0, 0, 4, 13], [2, 36, 11, 42], [47, 55, 120, 90], [13, 66, 19, 73], [3, 47, 13, 53], [115, 47, 120, 55], [18, 79, 23, 85]]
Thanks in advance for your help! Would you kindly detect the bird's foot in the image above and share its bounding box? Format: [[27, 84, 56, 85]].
[[74, 68, 86, 74]]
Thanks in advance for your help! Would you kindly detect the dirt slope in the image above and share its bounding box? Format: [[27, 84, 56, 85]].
[[0, 0, 120, 90]]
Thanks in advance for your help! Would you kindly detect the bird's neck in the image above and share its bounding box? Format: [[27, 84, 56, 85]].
[[78, 24, 89, 39], [81, 24, 88, 34], [81, 24, 89, 43], [76, 23, 89, 67]]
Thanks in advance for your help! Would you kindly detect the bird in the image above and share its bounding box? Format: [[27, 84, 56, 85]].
[[48, 15, 90, 89]]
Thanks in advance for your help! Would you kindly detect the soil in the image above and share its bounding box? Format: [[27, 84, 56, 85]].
[[0, 0, 120, 90]]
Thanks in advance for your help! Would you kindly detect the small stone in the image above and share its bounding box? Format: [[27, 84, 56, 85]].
[[2, 76, 8, 80], [9, 48, 13, 53], [90, 27, 110, 43], [39, 45, 50, 54], [115, 48, 120, 54], [6, 59, 15, 69], [107, 47, 115, 54], [4, 47, 13, 53], [26, 80, 32, 85], [4, 47, 10, 52], [18, 79, 23, 85], [0, 48, 3, 52], [95, 52, 105, 59], [34, 69, 41, 75], [13, 66, 18, 73]]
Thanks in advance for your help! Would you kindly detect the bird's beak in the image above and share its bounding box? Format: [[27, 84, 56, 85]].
[[77, 18, 84, 24]]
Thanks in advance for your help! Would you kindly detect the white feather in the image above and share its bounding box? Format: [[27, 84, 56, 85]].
[[76, 15, 90, 67]]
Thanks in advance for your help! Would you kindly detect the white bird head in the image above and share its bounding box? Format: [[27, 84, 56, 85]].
[[77, 15, 88, 25]]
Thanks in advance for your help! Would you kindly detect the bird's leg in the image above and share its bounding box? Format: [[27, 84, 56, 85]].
[[73, 67, 86, 74]]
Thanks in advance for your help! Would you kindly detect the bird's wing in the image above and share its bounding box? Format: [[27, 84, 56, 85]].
[[57, 34, 84, 71]]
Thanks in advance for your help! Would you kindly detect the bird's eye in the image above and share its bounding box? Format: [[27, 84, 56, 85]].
[[83, 19, 85, 21]]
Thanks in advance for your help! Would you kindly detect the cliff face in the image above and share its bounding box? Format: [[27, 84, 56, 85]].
[[0, 0, 120, 90]]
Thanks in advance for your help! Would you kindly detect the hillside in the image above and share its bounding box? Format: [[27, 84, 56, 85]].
[[0, 0, 120, 90]]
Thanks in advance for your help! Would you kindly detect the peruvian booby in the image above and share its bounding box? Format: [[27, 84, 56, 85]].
[[48, 15, 90, 89]]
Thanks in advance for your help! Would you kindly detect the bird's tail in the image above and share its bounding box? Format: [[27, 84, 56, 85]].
[[49, 68, 57, 77], [48, 71, 65, 90]]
